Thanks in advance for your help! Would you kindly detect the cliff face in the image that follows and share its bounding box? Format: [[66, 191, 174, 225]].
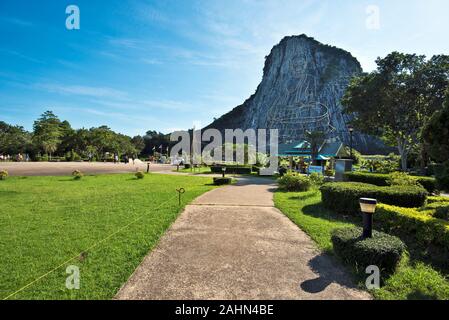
[[205, 35, 386, 154]]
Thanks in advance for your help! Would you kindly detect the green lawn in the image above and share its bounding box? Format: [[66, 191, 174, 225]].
[[0, 173, 215, 300], [274, 189, 449, 300]]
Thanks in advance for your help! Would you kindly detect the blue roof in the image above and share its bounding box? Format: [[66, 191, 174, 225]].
[[277, 140, 346, 159]]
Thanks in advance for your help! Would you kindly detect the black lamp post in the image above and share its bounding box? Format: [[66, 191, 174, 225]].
[[348, 125, 354, 159], [359, 198, 377, 239]]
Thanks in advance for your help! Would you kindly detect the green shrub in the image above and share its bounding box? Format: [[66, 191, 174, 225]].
[[344, 172, 437, 193], [210, 166, 252, 175], [320, 182, 428, 215], [435, 161, 449, 192], [72, 170, 83, 180], [65, 150, 82, 162], [278, 172, 312, 192], [37, 154, 49, 162], [135, 171, 145, 179], [324, 167, 335, 177], [213, 177, 232, 185], [309, 172, 324, 186], [345, 172, 390, 186], [376, 204, 449, 250], [331, 227, 406, 274], [388, 172, 420, 187], [428, 196, 449, 204], [421, 202, 449, 220], [0, 170, 8, 180]]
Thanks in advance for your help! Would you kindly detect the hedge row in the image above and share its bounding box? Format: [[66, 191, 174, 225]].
[[344, 172, 437, 194], [210, 166, 252, 175], [331, 227, 406, 274], [320, 182, 428, 215], [376, 204, 449, 250]]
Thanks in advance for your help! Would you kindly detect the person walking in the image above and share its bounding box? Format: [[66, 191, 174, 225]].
[[114, 153, 119, 164]]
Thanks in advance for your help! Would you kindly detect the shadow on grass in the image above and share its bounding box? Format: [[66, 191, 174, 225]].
[[302, 202, 361, 226], [287, 192, 316, 202]]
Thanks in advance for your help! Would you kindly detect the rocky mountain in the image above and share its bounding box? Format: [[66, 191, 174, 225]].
[[205, 34, 386, 155]]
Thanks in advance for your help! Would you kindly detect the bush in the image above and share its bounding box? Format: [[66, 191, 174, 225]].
[[331, 227, 406, 274], [388, 172, 420, 187], [376, 204, 449, 250], [435, 162, 449, 192], [0, 170, 8, 180], [344, 172, 437, 194], [65, 150, 82, 162], [324, 167, 335, 177], [320, 182, 428, 215], [210, 165, 252, 175], [418, 200, 449, 220], [72, 170, 83, 180], [434, 204, 449, 220], [213, 177, 232, 185], [428, 196, 449, 204], [278, 172, 312, 192], [135, 171, 145, 179], [309, 172, 324, 186]]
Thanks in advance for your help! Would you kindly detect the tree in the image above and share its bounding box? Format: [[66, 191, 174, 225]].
[[33, 111, 63, 159], [342, 52, 449, 171], [423, 91, 449, 190], [142, 131, 170, 155], [305, 130, 325, 165], [131, 135, 145, 155], [0, 121, 32, 155]]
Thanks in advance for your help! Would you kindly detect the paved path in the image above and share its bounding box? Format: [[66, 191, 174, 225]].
[[116, 177, 370, 300]]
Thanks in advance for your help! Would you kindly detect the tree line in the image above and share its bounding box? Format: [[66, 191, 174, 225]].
[[0, 111, 171, 161], [342, 52, 449, 173]]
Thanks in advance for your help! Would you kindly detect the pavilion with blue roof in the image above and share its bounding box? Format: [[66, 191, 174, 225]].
[[277, 140, 349, 171]]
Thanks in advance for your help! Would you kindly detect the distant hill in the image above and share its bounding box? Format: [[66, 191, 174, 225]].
[[204, 34, 387, 155]]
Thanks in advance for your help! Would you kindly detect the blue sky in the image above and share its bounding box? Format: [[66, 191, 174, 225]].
[[1, 0, 448, 136]]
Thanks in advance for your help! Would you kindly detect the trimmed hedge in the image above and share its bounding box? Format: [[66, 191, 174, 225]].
[[320, 182, 428, 215], [344, 172, 390, 186], [210, 166, 252, 175], [376, 204, 449, 250], [213, 177, 232, 185], [278, 173, 312, 192], [428, 196, 449, 204], [331, 227, 406, 274], [344, 172, 437, 194]]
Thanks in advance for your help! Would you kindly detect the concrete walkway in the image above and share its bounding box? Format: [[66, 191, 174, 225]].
[[116, 177, 371, 300]]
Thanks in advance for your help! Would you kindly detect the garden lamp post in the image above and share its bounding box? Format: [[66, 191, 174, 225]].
[[348, 125, 354, 159], [222, 167, 226, 178], [359, 198, 377, 239]]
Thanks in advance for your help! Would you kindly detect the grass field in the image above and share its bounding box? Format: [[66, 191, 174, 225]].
[[274, 189, 449, 300], [0, 173, 215, 300]]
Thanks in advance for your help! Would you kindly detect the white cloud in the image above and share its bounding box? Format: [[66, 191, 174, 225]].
[[36, 83, 127, 99]]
